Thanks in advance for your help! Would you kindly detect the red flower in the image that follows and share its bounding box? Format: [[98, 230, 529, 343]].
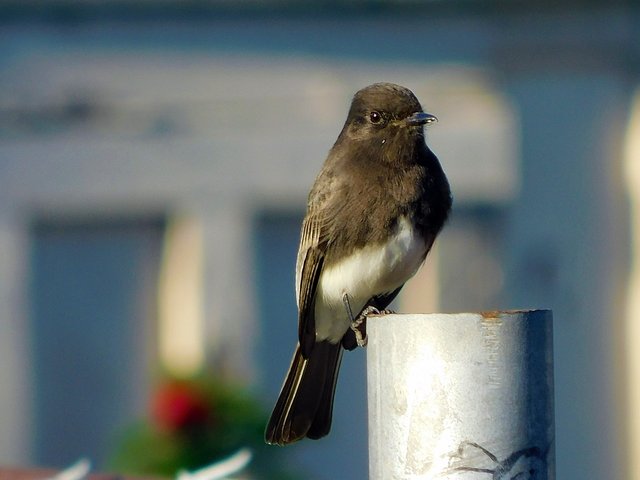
[[151, 381, 211, 433]]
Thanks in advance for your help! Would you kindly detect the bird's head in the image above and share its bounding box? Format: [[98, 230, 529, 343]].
[[341, 83, 437, 144]]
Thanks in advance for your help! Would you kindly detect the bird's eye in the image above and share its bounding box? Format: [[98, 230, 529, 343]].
[[369, 111, 383, 124]]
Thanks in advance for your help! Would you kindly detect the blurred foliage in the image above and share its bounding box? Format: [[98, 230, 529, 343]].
[[110, 374, 302, 480]]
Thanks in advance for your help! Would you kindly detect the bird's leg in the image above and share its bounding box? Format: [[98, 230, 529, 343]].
[[342, 293, 367, 348], [342, 294, 396, 348], [342, 292, 355, 323]]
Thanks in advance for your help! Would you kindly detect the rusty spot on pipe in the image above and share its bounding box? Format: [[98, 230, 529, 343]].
[[480, 309, 543, 320], [481, 310, 502, 321]]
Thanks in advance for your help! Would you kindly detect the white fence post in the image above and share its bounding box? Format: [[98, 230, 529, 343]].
[[366, 310, 554, 479]]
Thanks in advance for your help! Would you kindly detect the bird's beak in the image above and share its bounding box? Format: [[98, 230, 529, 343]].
[[406, 112, 438, 126]]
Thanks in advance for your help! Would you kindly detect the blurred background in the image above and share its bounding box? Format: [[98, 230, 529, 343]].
[[0, 1, 638, 478]]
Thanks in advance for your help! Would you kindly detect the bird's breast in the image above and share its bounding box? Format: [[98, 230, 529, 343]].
[[314, 215, 427, 342]]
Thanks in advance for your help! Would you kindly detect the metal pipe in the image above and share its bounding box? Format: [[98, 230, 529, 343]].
[[367, 310, 554, 479]]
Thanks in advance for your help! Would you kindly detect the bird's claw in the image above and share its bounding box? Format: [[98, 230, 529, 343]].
[[350, 306, 395, 347], [350, 315, 368, 347]]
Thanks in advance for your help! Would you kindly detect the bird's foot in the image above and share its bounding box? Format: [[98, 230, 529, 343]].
[[350, 314, 368, 348], [350, 306, 395, 347]]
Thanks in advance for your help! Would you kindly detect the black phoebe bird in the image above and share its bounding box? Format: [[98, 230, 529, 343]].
[[265, 83, 452, 445]]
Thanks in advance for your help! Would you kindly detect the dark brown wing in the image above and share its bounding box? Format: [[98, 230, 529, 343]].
[[295, 149, 353, 357], [295, 161, 349, 358], [296, 213, 327, 358]]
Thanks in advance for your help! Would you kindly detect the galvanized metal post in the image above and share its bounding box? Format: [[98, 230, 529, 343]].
[[367, 310, 554, 479]]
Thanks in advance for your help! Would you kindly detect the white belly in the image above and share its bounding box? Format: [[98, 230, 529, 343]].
[[314, 216, 426, 342]]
